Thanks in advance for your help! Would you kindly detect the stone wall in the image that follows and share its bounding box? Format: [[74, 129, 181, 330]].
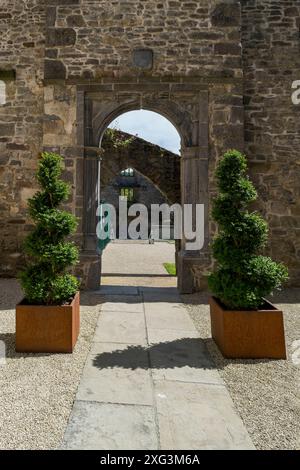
[[102, 170, 167, 210], [0, 0, 299, 289], [241, 0, 300, 285], [44, 0, 242, 80], [40, 0, 244, 290], [102, 169, 169, 239], [101, 131, 181, 204], [101, 132, 179, 241], [0, 1, 45, 276]]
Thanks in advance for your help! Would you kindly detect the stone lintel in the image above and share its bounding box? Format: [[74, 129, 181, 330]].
[[43, 76, 243, 88]]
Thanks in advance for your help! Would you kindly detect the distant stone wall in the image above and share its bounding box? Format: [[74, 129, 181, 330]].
[[101, 131, 181, 205], [102, 170, 167, 210], [100, 132, 178, 240]]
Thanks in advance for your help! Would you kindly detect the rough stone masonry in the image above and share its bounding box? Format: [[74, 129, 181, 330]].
[[0, 1, 299, 291]]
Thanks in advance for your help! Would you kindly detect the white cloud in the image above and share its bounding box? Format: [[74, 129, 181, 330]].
[[109, 110, 181, 155]]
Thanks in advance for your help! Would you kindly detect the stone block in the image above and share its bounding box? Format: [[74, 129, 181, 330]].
[[67, 15, 85, 27], [211, 2, 241, 27], [62, 401, 158, 450], [46, 7, 56, 27], [93, 310, 147, 344], [45, 49, 58, 59], [214, 43, 241, 55], [46, 28, 76, 47], [149, 337, 222, 384], [154, 381, 254, 450], [0, 155, 9, 165], [144, 302, 195, 331], [44, 60, 66, 79], [76, 342, 153, 405], [48, 0, 80, 5], [0, 123, 15, 137], [132, 49, 153, 70]]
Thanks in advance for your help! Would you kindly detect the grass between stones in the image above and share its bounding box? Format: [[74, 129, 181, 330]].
[[163, 262, 176, 276]]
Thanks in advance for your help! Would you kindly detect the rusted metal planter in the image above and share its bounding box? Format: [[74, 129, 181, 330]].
[[209, 296, 286, 359], [16, 292, 80, 353]]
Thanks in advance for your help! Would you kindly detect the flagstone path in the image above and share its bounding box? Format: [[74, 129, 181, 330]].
[[101, 240, 177, 287], [62, 286, 254, 450]]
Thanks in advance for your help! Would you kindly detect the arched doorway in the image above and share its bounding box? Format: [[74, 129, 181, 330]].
[[79, 89, 209, 293], [99, 110, 181, 288]]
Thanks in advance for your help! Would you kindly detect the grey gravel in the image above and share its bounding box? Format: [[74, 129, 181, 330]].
[[0, 279, 100, 450], [183, 289, 300, 450], [1, 277, 299, 450]]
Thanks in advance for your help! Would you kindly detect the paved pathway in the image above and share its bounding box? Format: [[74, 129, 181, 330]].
[[101, 241, 177, 287], [62, 286, 254, 450]]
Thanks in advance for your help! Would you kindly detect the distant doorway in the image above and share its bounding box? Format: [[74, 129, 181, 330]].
[[99, 110, 180, 289]]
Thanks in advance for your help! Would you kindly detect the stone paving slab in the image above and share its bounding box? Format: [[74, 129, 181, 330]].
[[62, 289, 254, 450], [147, 327, 199, 344], [76, 342, 153, 406], [101, 241, 175, 276], [154, 380, 255, 450], [62, 401, 158, 450], [141, 286, 179, 297], [97, 286, 139, 295], [98, 297, 144, 312], [93, 310, 147, 345], [102, 276, 177, 288], [144, 302, 195, 331], [149, 337, 223, 385]]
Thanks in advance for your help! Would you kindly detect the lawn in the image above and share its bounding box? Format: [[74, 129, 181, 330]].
[[163, 262, 176, 276]]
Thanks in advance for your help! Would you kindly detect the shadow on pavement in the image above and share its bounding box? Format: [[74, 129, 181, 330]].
[[92, 337, 215, 371]]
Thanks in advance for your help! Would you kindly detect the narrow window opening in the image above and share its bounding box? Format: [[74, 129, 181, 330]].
[[120, 187, 134, 202]]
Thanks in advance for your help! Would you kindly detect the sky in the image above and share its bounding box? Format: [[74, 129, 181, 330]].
[[109, 110, 181, 155]]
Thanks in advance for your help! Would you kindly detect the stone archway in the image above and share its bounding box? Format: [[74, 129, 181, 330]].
[[78, 85, 210, 293]]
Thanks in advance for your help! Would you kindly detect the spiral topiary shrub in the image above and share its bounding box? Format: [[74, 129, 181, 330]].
[[208, 150, 288, 310], [20, 152, 79, 305]]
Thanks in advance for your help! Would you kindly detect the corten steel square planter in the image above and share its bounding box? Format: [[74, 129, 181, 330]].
[[16, 292, 80, 353], [209, 296, 286, 359]]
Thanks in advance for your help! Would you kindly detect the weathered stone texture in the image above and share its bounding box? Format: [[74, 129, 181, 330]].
[[241, 0, 300, 285], [0, 0, 45, 276], [44, 0, 242, 80], [0, 0, 299, 289], [101, 131, 181, 205]]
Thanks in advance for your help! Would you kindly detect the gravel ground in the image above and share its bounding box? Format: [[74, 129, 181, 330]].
[[183, 289, 300, 450], [1, 277, 299, 450], [0, 279, 100, 450]]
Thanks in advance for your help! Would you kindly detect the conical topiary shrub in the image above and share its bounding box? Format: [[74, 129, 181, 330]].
[[208, 149, 288, 310], [20, 152, 79, 305]]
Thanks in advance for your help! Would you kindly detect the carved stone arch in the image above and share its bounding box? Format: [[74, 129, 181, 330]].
[[91, 97, 192, 149], [80, 84, 210, 293]]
